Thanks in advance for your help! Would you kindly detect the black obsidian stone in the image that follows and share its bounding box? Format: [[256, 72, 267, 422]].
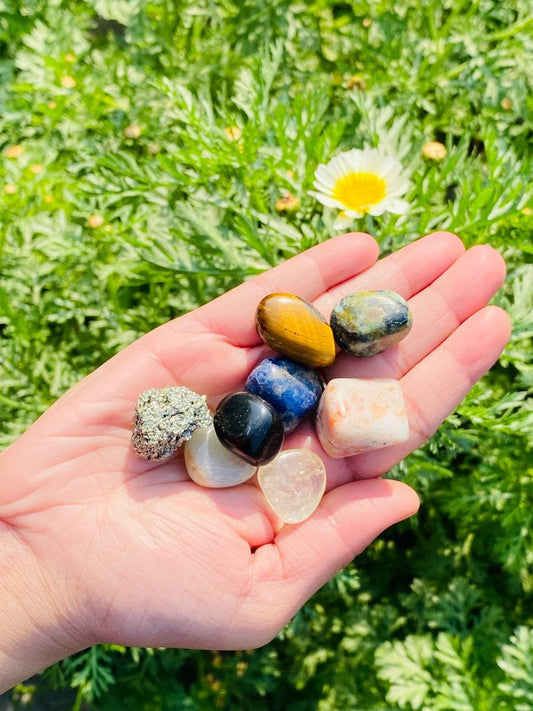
[[213, 392, 284, 466]]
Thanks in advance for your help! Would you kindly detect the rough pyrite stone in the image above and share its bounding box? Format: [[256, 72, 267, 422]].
[[330, 290, 412, 357], [132, 386, 212, 461], [256, 293, 336, 368], [245, 356, 324, 433], [316, 378, 409, 458]]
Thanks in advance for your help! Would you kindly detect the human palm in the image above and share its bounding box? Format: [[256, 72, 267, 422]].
[[0, 231, 510, 661]]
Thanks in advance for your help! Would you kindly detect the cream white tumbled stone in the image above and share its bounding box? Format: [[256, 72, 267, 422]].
[[316, 378, 409, 458], [258, 449, 327, 524], [184, 425, 257, 488]]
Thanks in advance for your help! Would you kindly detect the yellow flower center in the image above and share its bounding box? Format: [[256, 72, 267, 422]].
[[332, 172, 386, 212]]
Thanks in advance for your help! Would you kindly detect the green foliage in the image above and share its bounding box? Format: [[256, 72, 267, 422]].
[[497, 626, 533, 710], [1, 0, 532, 709], [375, 625, 533, 710]]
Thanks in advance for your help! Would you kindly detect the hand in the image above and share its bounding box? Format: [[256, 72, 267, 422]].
[[0, 231, 510, 690]]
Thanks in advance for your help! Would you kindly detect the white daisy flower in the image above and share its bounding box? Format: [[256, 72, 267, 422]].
[[310, 148, 410, 227]]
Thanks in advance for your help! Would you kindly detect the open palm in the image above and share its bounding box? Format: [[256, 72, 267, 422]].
[[0, 231, 510, 663]]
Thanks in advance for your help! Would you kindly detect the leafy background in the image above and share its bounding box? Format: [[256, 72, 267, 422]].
[[0, 0, 531, 709]]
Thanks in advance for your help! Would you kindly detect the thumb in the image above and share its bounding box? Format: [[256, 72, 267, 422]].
[[244, 479, 419, 643]]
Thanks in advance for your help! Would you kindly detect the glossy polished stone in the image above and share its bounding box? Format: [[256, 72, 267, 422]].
[[184, 425, 257, 488], [316, 378, 409, 458], [245, 356, 324, 433], [258, 449, 327, 523], [256, 293, 336, 368], [213, 391, 284, 466], [330, 290, 412, 357], [132, 386, 212, 461]]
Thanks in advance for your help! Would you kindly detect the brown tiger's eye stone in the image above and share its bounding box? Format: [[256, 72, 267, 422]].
[[256, 293, 335, 368]]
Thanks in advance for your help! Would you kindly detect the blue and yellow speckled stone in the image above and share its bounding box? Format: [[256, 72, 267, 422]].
[[256, 293, 336, 368], [330, 290, 413, 357]]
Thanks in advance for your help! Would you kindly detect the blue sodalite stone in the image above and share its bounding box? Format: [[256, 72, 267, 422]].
[[245, 356, 324, 433]]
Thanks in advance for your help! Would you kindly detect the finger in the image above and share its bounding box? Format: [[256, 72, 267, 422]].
[[190, 232, 379, 346], [151, 231, 465, 393], [329, 244, 507, 380], [247, 479, 419, 627], [314, 230, 465, 317], [49, 235, 376, 413], [58, 232, 461, 409], [351, 305, 512, 478]]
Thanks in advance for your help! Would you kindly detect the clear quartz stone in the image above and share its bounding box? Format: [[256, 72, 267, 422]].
[[258, 449, 327, 524], [184, 425, 257, 488]]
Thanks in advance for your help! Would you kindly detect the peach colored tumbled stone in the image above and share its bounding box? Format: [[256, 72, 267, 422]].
[[316, 378, 409, 458], [258, 449, 326, 523]]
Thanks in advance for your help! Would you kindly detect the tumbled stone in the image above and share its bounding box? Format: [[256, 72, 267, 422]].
[[258, 449, 327, 523], [184, 425, 257, 488], [132, 386, 212, 461], [213, 391, 284, 466], [330, 290, 412, 357], [315, 378, 409, 458], [256, 293, 335, 368], [245, 356, 324, 433]]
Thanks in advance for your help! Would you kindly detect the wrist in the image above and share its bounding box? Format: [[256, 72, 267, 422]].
[[0, 522, 87, 693]]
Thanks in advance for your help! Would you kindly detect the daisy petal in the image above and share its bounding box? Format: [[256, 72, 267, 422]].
[[308, 191, 345, 209], [367, 203, 388, 217], [311, 147, 409, 218], [332, 212, 355, 230], [344, 208, 365, 218], [386, 178, 411, 197], [387, 198, 411, 214], [313, 178, 336, 193]]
